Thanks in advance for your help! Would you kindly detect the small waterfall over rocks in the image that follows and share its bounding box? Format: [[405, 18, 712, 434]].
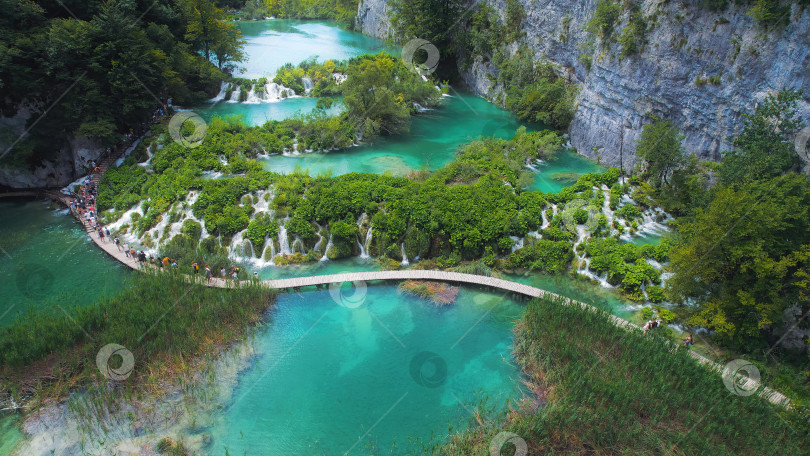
[[400, 243, 409, 266], [278, 221, 292, 256], [320, 234, 333, 262], [356, 213, 373, 259], [210, 81, 228, 102], [301, 77, 314, 94]]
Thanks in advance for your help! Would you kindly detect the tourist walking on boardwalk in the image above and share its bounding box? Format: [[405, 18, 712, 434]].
[[684, 333, 694, 347], [205, 265, 212, 284], [123, 244, 130, 257], [98, 227, 105, 242], [192, 262, 199, 275], [114, 237, 121, 250], [220, 267, 226, 280]]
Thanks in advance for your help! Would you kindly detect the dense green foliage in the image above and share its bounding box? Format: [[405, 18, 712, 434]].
[[239, 0, 360, 23], [669, 174, 810, 350], [0, 0, 244, 168], [0, 273, 274, 378], [434, 297, 808, 454], [719, 90, 806, 185], [635, 119, 687, 187], [389, 0, 465, 68], [585, 0, 622, 42]]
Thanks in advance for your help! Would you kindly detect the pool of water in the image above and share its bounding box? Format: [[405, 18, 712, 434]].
[[204, 284, 524, 455], [235, 20, 391, 79], [0, 200, 129, 326]]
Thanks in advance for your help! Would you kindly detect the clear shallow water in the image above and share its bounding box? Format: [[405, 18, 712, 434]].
[[0, 201, 128, 326], [205, 284, 524, 455], [234, 20, 391, 79], [195, 95, 343, 125]]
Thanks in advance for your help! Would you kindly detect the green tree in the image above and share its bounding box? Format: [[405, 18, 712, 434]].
[[719, 90, 805, 185], [635, 120, 686, 187], [585, 0, 622, 42], [669, 174, 810, 350]]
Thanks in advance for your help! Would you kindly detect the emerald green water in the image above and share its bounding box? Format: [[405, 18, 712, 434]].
[[0, 201, 128, 326], [206, 284, 523, 455]]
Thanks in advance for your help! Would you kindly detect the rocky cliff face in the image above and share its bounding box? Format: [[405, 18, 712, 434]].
[[0, 105, 105, 188], [358, 0, 810, 168]]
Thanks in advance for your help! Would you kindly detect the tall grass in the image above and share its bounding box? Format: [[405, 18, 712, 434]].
[[433, 296, 808, 455], [0, 272, 275, 400]]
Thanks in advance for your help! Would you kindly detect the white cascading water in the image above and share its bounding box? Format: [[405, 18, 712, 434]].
[[291, 237, 304, 254], [210, 81, 228, 102], [573, 225, 614, 289], [541, 207, 550, 229], [602, 185, 616, 236], [510, 236, 524, 253], [301, 77, 314, 94], [227, 86, 240, 103], [320, 234, 333, 262], [264, 237, 277, 266], [265, 83, 296, 102], [356, 213, 372, 259], [245, 85, 262, 104], [400, 243, 409, 266], [278, 221, 291, 256], [313, 223, 325, 252]]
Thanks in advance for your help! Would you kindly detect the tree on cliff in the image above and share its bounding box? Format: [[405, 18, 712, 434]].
[[635, 119, 687, 187]]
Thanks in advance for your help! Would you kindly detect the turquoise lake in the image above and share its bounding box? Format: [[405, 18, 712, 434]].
[[206, 284, 524, 455]]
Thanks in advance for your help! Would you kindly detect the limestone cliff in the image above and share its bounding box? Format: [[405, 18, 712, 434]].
[[358, 0, 810, 167]]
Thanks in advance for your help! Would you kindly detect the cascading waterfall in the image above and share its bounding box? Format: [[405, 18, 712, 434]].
[[245, 85, 262, 104], [301, 77, 314, 94], [356, 213, 372, 259], [265, 83, 296, 102], [313, 222, 325, 252], [278, 221, 291, 256], [400, 243, 409, 266], [291, 237, 304, 254], [572, 225, 613, 288], [228, 86, 241, 103], [320, 234, 333, 262], [602, 185, 616, 236], [210, 81, 228, 102], [509, 236, 525, 253]]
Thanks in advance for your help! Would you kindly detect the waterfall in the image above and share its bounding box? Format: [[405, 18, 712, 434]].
[[400, 243, 409, 266], [265, 83, 296, 102], [264, 239, 277, 266], [602, 185, 616, 236], [541, 207, 550, 229], [210, 81, 228, 102], [301, 77, 314, 94], [509, 236, 524, 253], [313, 222, 325, 252], [227, 86, 241, 103], [572, 225, 614, 288], [245, 85, 262, 104], [356, 213, 372, 259], [278, 222, 291, 256], [320, 234, 333, 262], [291, 237, 304, 253]]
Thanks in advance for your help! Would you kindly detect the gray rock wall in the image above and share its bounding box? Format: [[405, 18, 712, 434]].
[[358, 0, 810, 167]]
